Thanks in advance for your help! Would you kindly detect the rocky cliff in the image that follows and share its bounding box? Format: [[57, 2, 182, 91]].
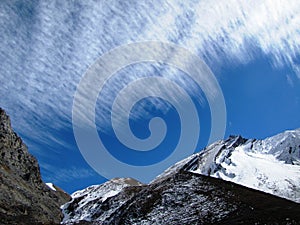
[[0, 108, 70, 225]]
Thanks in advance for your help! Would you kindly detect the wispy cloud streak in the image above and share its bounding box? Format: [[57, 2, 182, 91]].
[[0, 0, 299, 174]]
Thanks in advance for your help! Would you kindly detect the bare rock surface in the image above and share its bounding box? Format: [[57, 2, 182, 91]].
[[0, 108, 70, 225]]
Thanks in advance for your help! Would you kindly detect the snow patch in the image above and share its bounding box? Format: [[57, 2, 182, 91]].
[[46, 183, 56, 191], [61, 178, 143, 224]]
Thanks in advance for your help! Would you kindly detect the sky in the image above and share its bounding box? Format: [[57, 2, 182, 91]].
[[0, 0, 300, 193]]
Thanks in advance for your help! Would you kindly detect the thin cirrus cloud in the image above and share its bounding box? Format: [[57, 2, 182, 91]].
[[41, 163, 97, 184], [142, 0, 300, 72], [0, 0, 299, 182]]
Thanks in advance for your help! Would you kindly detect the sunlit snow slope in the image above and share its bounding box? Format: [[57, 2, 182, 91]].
[[189, 128, 300, 203]]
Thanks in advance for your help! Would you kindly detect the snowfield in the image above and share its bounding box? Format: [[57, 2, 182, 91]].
[[190, 129, 300, 203]]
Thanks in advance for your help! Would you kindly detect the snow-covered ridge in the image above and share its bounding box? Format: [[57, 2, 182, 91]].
[[61, 178, 143, 224], [254, 128, 300, 164], [189, 128, 300, 203]]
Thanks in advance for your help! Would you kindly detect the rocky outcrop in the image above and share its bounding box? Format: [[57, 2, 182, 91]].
[[0, 108, 70, 225]]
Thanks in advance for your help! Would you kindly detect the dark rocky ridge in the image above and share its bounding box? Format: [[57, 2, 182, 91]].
[[111, 172, 300, 225], [0, 108, 70, 225]]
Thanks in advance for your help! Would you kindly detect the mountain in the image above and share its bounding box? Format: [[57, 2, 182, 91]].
[[0, 108, 70, 225], [61, 178, 143, 224], [187, 131, 300, 203], [62, 129, 300, 225]]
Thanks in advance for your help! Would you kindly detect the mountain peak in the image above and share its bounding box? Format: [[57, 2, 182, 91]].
[[62, 177, 143, 223], [110, 177, 144, 186], [188, 129, 300, 203]]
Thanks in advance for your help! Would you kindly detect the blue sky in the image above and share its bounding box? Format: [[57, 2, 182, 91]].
[[0, 0, 300, 193]]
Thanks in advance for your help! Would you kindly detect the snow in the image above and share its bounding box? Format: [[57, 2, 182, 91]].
[[61, 178, 143, 224], [46, 183, 56, 191], [190, 129, 300, 203], [216, 145, 300, 202], [254, 128, 300, 165]]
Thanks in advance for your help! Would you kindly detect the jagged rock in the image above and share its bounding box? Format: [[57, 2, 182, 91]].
[[0, 108, 70, 225]]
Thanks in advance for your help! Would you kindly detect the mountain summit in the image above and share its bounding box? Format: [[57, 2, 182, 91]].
[[187, 130, 300, 203], [62, 128, 300, 225]]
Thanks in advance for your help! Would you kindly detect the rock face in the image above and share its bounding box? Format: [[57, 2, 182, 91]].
[[0, 108, 70, 225], [62, 129, 300, 225]]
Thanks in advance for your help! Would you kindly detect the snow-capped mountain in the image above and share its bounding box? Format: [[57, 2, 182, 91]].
[[61, 172, 300, 225], [61, 178, 143, 224], [187, 128, 300, 203], [61, 129, 300, 224]]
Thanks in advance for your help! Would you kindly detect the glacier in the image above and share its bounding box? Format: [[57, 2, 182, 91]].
[[189, 128, 300, 203]]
